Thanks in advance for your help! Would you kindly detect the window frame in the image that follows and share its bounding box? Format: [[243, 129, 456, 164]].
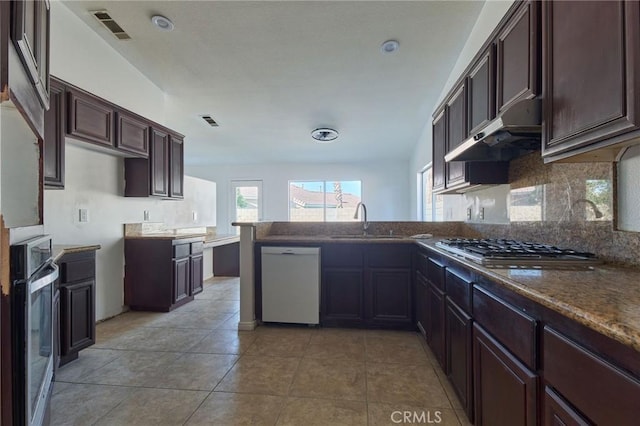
[[288, 180, 362, 222]]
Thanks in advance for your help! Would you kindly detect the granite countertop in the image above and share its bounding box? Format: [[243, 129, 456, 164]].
[[204, 234, 239, 247], [124, 232, 208, 240], [256, 234, 419, 244], [52, 244, 101, 262], [416, 239, 640, 353]]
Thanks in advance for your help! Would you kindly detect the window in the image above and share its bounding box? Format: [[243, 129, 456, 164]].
[[230, 180, 262, 234], [419, 165, 435, 221], [289, 180, 362, 222]]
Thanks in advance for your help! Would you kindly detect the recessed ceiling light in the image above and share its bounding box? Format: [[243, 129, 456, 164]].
[[151, 15, 174, 31], [311, 128, 339, 143], [381, 39, 400, 54]]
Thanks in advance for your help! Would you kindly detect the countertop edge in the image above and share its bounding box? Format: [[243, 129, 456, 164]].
[[52, 244, 101, 262]]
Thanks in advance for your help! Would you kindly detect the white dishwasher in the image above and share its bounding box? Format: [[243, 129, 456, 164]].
[[261, 246, 321, 325]]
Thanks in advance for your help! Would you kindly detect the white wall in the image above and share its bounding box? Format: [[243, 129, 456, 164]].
[[409, 0, 515, 219], [44, 145, 216, 320], [46, 2, 217, 320], [188, 161, 411, 235]]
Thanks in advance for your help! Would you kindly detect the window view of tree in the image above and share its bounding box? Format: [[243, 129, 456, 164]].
[[289, 180, 362, 222]]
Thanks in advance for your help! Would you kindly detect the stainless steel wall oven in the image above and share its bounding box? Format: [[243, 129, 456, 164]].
[[10, 235, 58, 426]]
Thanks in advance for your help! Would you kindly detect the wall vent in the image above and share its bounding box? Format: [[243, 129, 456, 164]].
[[200, 115, 219, 127], [91, 10, 131, 40]]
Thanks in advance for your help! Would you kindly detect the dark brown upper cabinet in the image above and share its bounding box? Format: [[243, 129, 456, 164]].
[[44, 77, 65, 188], [67, 88, 115, 148], [116, 111, 150, 157], [124, 127, 185, 199], [496, 0, 539, 114], [11, 0, 50, 109], [467, 47, 495, 136], [432, 108, 447, 193], [542, 0, 640, 162], [169, 134, 184, 198], [150, 128, 170, 197], [445, 83, 467, 189]]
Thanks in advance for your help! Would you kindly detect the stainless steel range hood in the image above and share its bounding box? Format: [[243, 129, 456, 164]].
[[445, 98, 542, 162]]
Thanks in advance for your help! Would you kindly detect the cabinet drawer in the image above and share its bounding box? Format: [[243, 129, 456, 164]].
[[473, 285, 537, 369], [543, 327, 640, 425], [191, 241, 204, 254], [445, 270, 472, 314], [173, 243, 190, 259], [426, 258, 446, 291], [60, 258, 95, 283]]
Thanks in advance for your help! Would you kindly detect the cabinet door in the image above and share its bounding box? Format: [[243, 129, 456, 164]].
[[544, 387, 591, 426], [44, 78, 65, 188], [415, 271, 429, 339], [169, 135, 185, 198], [542, 1, 640, 157], [496, 0, 539, 113], [53, 288, 60, 375], [68, 89, 115, 147], [117, 111, 149, 156], [11, 0, 50, 108], [321, 268, 364, 326], [173, 257, 190, 303], [467, 47, 495, 136], [473, 323, 537, 426], [446, 83, 467, 188], [446, 299, 473, 421], [150, 128, 169, 197], [427, 281, 446, 369], [432, 109, 447, 192], [60, 279, 95, 355], [366, 269, 412, 327], [190, 253, 204, 295]]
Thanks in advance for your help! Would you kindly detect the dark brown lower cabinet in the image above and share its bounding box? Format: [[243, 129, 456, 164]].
[[190, 252, 204, 295], [125, 237, 203, 311], [173, 256, 190, 304], [415, 270, 429, 338], [57, 250, 97, 366], [321, 268, 364, 327], [52, 288, 60, 375], [212, 242, 240, 277], [473, 323, 538, 426], [427, 281, 446, 368], [445, 299, 473, 421], [366, 268, 412, 327], [543, 327, 640, 425], [544, 387, 590, 426]]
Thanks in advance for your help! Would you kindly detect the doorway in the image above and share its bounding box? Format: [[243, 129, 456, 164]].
[[230, 180, 263, 234]]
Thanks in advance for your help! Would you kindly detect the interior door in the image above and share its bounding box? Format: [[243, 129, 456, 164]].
[[230, 180, 263, 234]]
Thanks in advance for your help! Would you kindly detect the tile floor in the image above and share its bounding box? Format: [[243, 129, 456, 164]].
[[52, 277, 471, 425]]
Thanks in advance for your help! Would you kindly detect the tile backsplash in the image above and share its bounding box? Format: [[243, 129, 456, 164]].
[[463, 152, 640, 267]]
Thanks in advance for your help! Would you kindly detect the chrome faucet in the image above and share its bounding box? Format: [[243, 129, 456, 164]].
[[353, 202, 369, 236]]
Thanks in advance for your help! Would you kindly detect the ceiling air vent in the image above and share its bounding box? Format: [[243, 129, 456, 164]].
[[200, 115, 219, 127], [91, 10, 131, 40]]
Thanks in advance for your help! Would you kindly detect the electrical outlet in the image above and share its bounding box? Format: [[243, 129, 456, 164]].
[[479, 207, 485, 220], [466, 208, 472, 220], [78, 208, 89, 223], [192, 211, 198, 222], [143, 210, 150, 221]]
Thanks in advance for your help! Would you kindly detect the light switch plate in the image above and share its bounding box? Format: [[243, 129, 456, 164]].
[[479, 207, 485, 220], [466, 208, 472, 220], [143, 210, 150, 221], [192, 211, 198, 222], [78, 208, 89, 223]]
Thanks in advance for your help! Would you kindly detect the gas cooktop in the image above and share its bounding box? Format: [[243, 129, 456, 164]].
[[435, 238, 601, 268]]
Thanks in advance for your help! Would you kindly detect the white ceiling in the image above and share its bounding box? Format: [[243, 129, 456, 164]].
[[61, 1, 485, 166]]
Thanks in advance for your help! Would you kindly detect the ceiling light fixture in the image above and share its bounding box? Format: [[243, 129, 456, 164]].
[[311, 128, 339, 143], [380, 39, 400, 54], [151, 15, 174, 31]]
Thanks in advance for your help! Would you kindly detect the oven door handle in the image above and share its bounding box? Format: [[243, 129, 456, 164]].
[[30, 261, 59, 294]]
